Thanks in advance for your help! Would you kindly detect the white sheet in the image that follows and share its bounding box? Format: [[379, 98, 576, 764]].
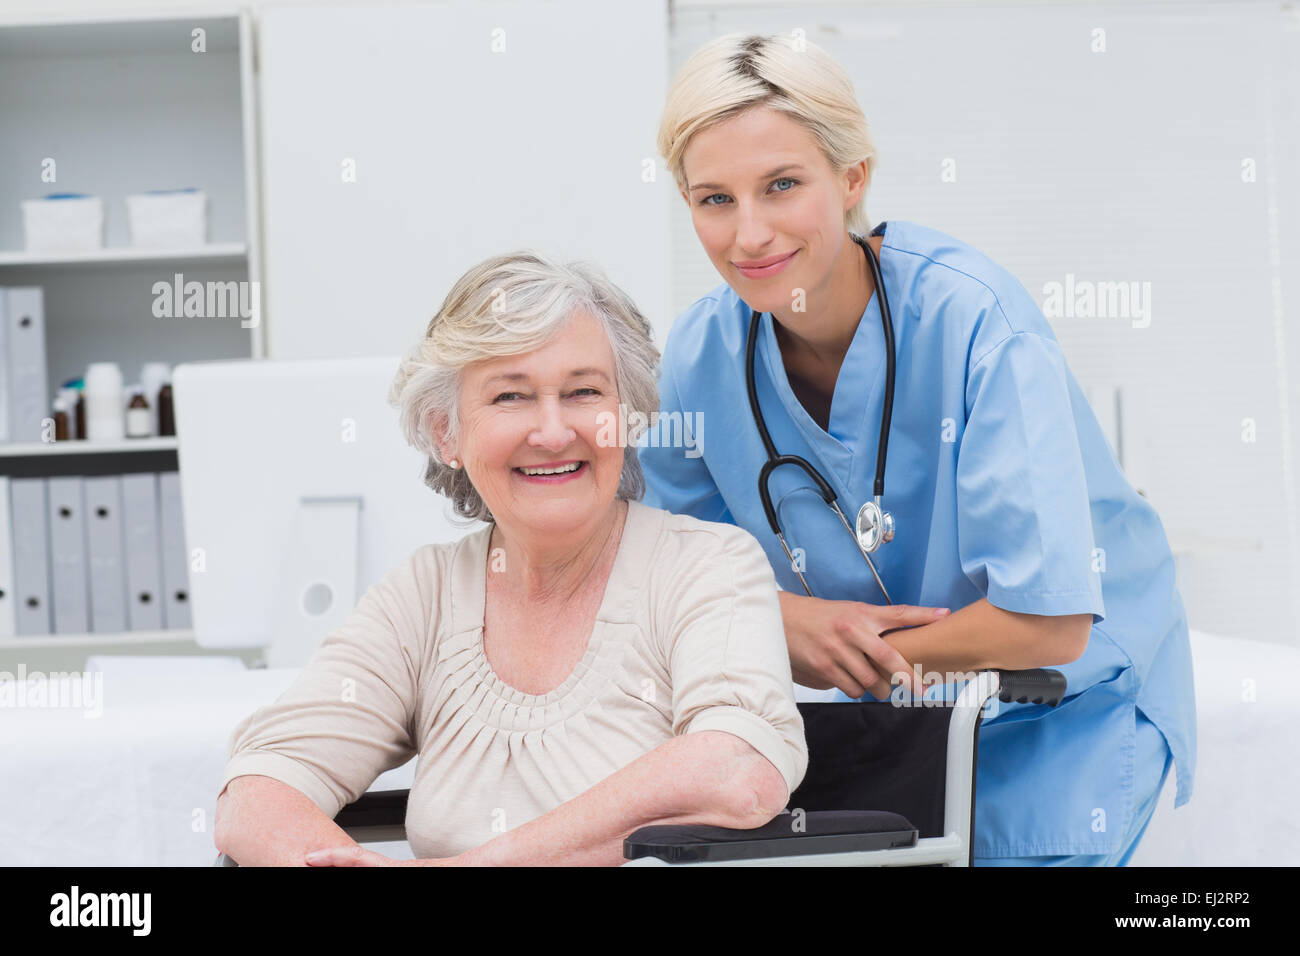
[[1, 629, 1295, 866], [0, 664, 414, 866], [1129, 630, 1300, 865]]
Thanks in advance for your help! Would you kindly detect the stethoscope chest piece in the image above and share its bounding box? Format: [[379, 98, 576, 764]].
[[855, 498, 895, 554]]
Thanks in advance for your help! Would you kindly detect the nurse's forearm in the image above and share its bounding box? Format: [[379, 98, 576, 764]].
[[882, 599, 1090, 676]]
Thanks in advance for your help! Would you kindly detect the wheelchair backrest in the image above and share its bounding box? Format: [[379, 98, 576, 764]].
[[789, 700, 957, 839]]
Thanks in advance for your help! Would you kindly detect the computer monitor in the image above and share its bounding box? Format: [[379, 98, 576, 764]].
[[173, 356, 477, 665]]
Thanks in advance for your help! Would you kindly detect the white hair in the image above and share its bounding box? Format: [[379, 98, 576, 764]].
[[659, 32, 878, 236]]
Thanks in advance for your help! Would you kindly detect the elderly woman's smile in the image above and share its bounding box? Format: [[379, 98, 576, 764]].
[[514, 461, 584, 480], [450, 309, 626, 538]]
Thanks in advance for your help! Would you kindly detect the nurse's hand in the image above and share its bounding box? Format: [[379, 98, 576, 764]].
[[777, 592, 948, 699]]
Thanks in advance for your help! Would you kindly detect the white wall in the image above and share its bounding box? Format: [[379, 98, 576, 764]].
[[255, 0, 669, 359]]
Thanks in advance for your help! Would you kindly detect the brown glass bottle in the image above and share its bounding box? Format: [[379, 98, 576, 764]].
[[158, 383, 175, 436]]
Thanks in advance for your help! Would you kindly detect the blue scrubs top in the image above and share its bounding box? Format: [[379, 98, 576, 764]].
[[638, 220, 1196, 858]]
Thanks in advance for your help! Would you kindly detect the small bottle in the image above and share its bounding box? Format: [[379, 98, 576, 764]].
[[125, 386, 152, 438], [61, 378, 87, 440], [84, 362, 125, 441], [57, 385, 80, 439], [158, 383, 175, 437], [52, 397, 69, 442], [140, 363, 170, 437]]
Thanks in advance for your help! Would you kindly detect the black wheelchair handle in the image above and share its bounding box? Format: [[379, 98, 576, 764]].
[[995, 668, 1067, 707]]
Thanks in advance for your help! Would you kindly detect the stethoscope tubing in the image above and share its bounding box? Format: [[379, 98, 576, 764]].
[[744, 229, 896, 603]]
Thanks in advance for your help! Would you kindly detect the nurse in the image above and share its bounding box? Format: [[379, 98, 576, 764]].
[[639, 33, 1196, 865]]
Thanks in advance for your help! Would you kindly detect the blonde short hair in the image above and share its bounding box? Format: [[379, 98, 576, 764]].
[[388, 251, 660, 523], [658, 33, 877, 237]]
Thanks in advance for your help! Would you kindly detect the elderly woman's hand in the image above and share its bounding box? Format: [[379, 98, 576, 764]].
[[304, 846, 461, 867]]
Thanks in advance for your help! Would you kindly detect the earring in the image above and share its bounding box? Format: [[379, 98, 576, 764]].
[[448, 458, 460, 469]]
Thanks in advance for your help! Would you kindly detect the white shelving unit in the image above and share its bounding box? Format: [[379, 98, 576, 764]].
[[0, 242, 248, 269], [0, 7, 262, 663], [0, 436, 178, 458], [0, 628, 194, 652]]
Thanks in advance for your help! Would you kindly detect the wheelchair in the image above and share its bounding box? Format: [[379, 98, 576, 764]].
[[216, 668, 1065, 866]]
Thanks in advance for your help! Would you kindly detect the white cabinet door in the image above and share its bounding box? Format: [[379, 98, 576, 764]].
[[258, 0, 669, 360]]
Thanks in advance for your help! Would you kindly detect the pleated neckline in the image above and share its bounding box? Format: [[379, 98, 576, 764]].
[[447, 500, 653, 709]]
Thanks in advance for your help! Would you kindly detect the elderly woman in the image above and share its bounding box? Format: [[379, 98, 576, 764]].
[[213, 251, 808, 866]]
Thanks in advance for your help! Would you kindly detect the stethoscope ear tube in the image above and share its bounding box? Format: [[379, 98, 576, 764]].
[[854, 232, 895, 502]]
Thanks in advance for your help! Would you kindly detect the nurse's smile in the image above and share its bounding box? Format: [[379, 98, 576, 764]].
[[733, 250, 797, 279]]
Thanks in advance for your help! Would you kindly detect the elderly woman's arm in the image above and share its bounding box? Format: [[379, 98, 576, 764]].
[[444, 730, 785, 866], [215, 774, 360, 867], [214, 549, 426, 865]]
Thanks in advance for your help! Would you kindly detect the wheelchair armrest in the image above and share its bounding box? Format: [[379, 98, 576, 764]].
[[623, 809, 917, 864], [331, 788, 410, 845], [333, 789, 409, 830], [995, 668, 1067, 707]]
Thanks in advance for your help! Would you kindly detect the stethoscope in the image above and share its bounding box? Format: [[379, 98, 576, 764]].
[[744, 227, 896, 604]]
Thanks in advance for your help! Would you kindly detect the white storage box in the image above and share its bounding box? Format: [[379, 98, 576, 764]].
[[21, 194, 105, 251], [126, 189, 208, 247]]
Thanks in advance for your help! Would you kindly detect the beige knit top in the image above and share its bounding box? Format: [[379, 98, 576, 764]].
[[219, 500, 808, 859]]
